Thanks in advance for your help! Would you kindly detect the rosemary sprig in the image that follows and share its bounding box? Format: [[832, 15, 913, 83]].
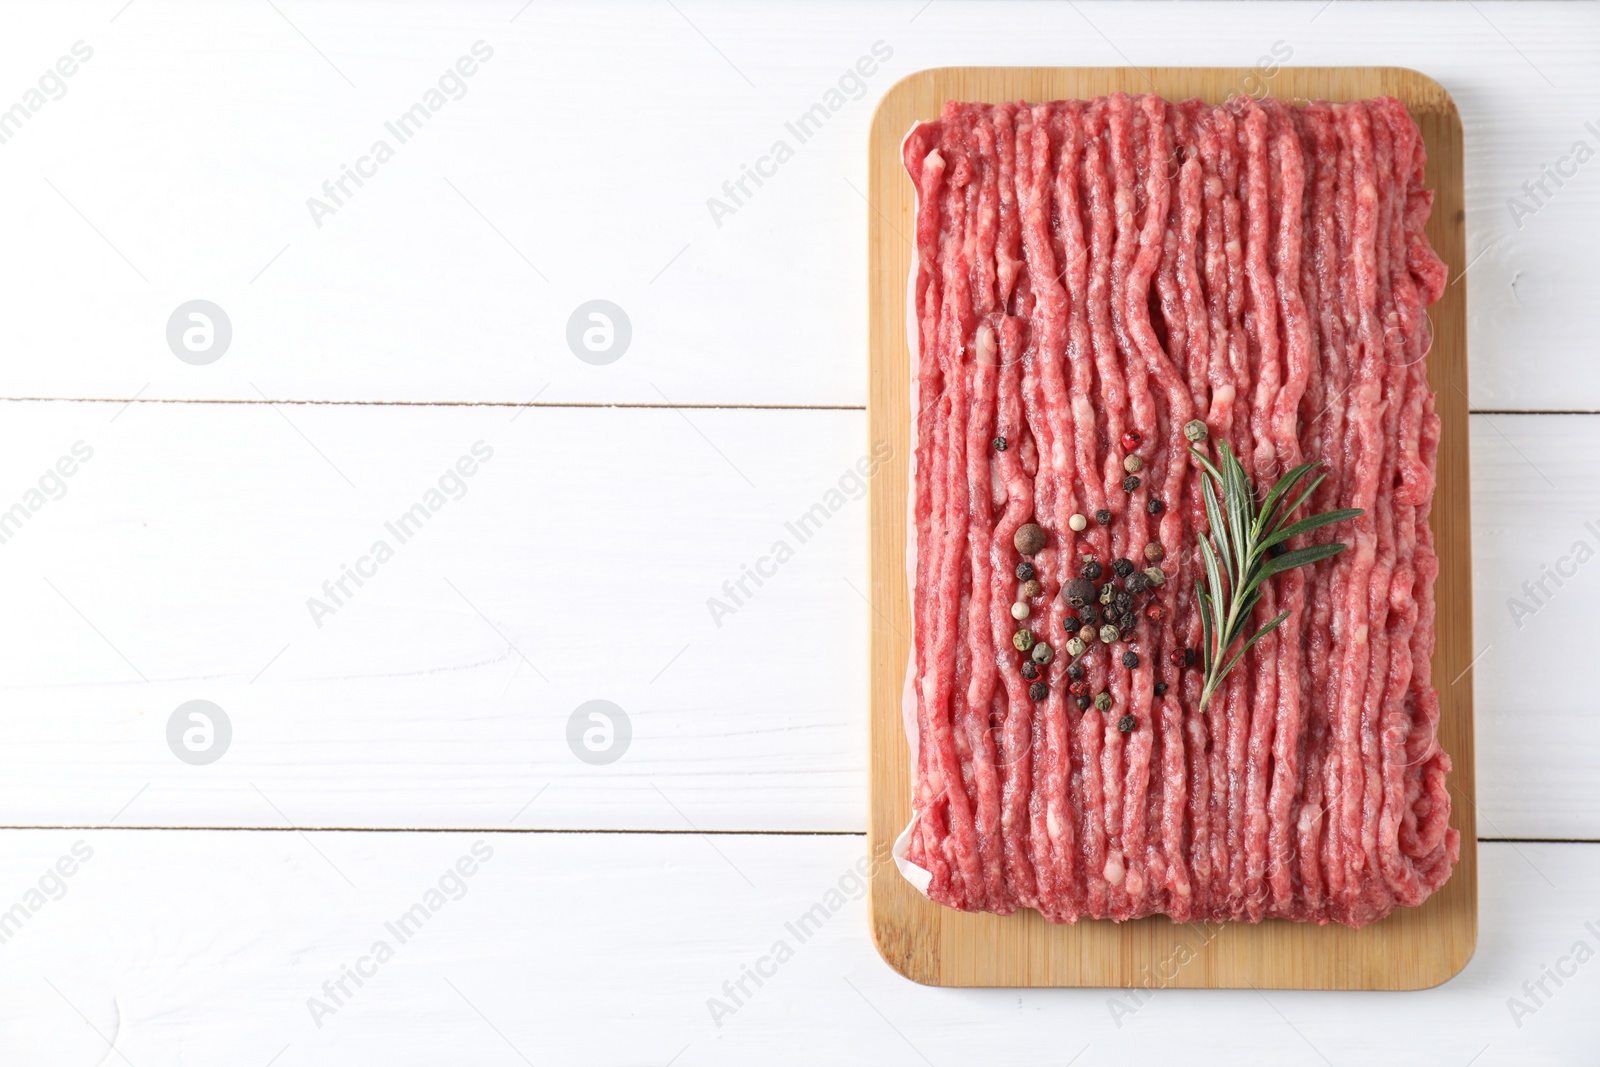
[[1190, 441, 1364, 712]]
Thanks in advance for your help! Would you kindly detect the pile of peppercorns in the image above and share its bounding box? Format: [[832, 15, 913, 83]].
[[1002, 429, 1189, 734]]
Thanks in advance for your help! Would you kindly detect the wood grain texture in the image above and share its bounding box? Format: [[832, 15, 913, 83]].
[[867, 67, 1475, 989]]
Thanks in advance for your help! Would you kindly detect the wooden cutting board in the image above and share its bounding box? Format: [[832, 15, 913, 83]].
[[866, 67, 1475, 989]]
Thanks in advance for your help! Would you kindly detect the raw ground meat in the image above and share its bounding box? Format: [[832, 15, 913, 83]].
[[901, 93, 1458, 928]]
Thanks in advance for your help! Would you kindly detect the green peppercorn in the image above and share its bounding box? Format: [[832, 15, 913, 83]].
[[1122, 650, 1140, 669], [1029, 681, 1048, 702], [1032, 642, 1054, 666], [1066, 636, 1087, 657], [1013, 629, 1035, 652], [1094, 509, 1112, 526], [1094, 692, 1112, 712], [1099, 582, 1115, 605], [993, 435, 1008, 451], [1117, 714, 1136, 733], [1099, 624, 1120, 644], [1015, 561, 1036, 581], [1183, 419, 1209, 443], [1143, 566, 1166, 588]]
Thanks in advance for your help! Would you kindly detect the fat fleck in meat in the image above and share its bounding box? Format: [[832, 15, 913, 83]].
[[902, 92, 1458, 927]]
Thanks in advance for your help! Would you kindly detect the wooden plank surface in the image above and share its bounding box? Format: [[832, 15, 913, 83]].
[[867, 67, 1475, 988], [0, 1, 1593, 409], [0, 831, 1588, 1065]]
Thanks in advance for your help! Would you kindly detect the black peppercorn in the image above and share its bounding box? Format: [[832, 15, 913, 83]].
[[992, 435, 1008, 451], [1112, 558, 1135, 578], [1015, 561, 1035, 581], [1094, 509, 1112, 525], [1021, 661, 1039, 680], [1064, 578, 1096, 608], [1080, 559, 1103, 581], [1185, 647, 1197, 666], [1114, 591, 1133, 613], [1117, 714, 1137, 733], [1029, 681, 1048, 702], [1076, 695, 1092, 710], [1126, 572, 1149, 594], [1067, 663, 1084, 680], [1063, 615, 1082, 635], [1122, 651, 1140, 669], [1079, 603, 1101, 626], [1154, 681, 1169, 697], [1147, 498, 1164, 515], [1123, 475, 1140, 492]]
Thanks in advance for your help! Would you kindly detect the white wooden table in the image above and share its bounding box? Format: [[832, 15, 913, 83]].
[[0, 1, 1595, 1062]]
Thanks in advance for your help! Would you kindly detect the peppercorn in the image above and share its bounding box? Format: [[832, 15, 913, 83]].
[[1014, 523, 1047, 556], [1112, 558, 1134, 578], [1067, 663, 1085, 680], [1080, 559, 1103, 581], [1145, 603, 1166, 622], [1099, 624, 1120, 644], [1099, 582, 1115, 605], [1014, 629, 1035, 652], [1119, 613, 1139, 632], [1032, 642, 1054, 666], [1068, 513, 1087, 532], [1015, 561, 1036, 581], [1094, 508, 1112, 525], [1114, 591, 1133, 613], [1117, 714, 1136, 733], [1183, 419, 1209, 443], [1079, 603, 1101, 626], [1094, 692, 1112, 712], [1123, 474, 1141, 492], [1029, 682, 1048, 702], [1021, 661, 1039, 679], [1154, 681, 1169, 696], [1126, 572, 1150, 594], [1147, 498, 1164, 515], [1143, 567, 1166, 588], [1076, 695, 1092, 711], [1069, 678, 1089, 697], [1022, 579, 1042, 598], [1062, 615, 1082, 635], [1122, 650, 1140, 669], [992, 435, 1008, 451], [1064, 578, 1096, 608], [1145, 542, 1165, 562], [1185, 647, 1197, 666], [1122, 430, 1143, 450], [1169, 648, 1187, 666], [1011, 602, 1030, 621], [1079, 626, 1097, 646], [1066, 636, 1087, 657], [1123, 454, 1143, 474]]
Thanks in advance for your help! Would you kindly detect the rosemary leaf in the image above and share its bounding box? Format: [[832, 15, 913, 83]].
[[1189, 442, 1364, 712]]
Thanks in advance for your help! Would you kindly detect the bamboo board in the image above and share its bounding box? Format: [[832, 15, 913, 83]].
[[866, 67, 1474, 989]]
